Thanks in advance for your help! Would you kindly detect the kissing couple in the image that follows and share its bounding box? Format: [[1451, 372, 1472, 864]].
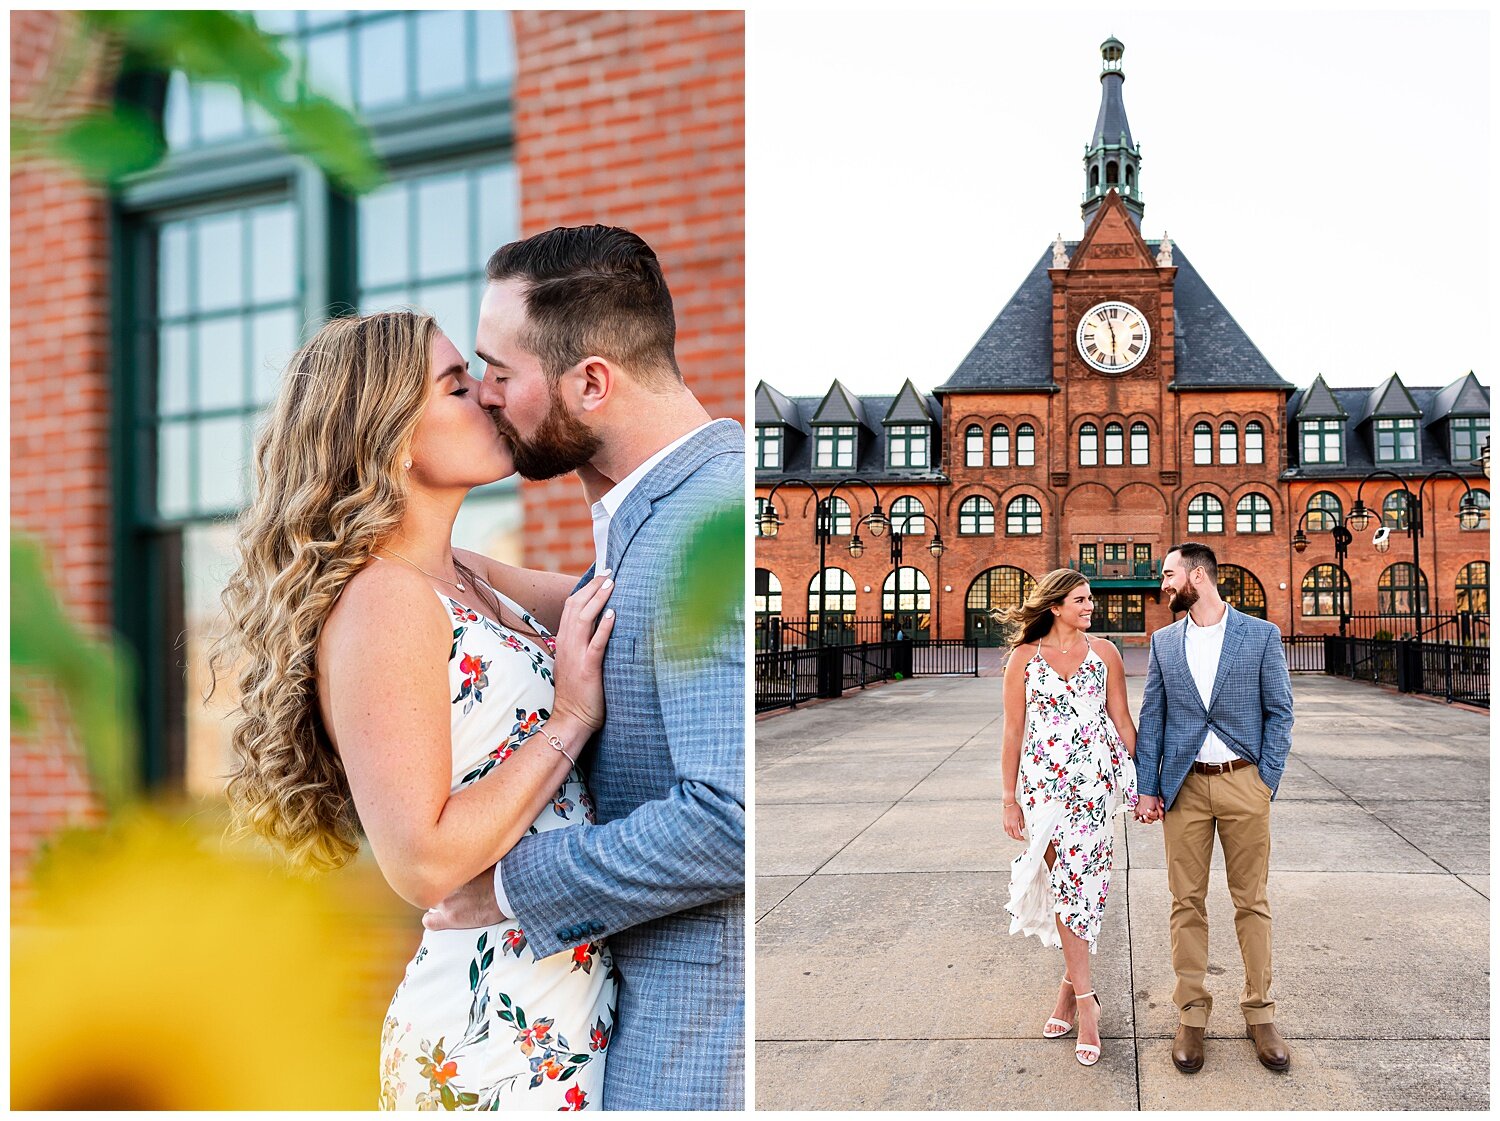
[[1000, 543, 1294, 1073], [215, 225, 745, 1109]]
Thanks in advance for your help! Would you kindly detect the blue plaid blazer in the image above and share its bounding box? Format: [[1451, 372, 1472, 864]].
[[497, 418, 746, 1110], [1135, 604, 1295, 810]]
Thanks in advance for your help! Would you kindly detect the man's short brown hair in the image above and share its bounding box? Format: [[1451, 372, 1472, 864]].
[[486, 224, 682, 387], [1168, 541, 1218, 583]]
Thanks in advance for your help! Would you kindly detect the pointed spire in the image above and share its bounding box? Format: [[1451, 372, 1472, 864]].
[[1081, 36, 1144, 230]]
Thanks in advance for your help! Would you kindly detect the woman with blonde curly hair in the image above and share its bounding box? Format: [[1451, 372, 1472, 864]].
[[215, 310, 617, 1109], [998, 567, 1138, 1068]]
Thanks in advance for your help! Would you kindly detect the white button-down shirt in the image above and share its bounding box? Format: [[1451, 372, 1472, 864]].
[[1184, 604, 1237, 763], [493, 419, 715, 918]]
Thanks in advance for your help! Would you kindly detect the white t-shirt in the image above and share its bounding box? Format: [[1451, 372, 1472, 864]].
[[1184, 604, 1238, 763]]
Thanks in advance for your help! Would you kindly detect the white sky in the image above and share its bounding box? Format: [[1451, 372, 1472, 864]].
[[746, 8, 1491, 400]]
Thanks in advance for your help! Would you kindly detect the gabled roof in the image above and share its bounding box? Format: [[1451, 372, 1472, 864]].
[[754, 381, 808, 431], [1290, 374, 1347, 419], [1284, 385, 1490, 477], [754, 388, 950, 484], [936, 238, 1291, 393], [811, 379, 870, 427], [883, 379, 936, 425], [1352, 373, 1422, 426], [1425, 371, 1490, 425]]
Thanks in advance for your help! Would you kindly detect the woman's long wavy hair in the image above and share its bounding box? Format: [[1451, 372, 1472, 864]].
[[999, 568, 1091, 649], [212, 310, 442, 871]]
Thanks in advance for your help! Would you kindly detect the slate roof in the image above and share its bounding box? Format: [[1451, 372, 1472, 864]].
[[1284, 384, 1491, 478], [1292, 374, 1347, 418], [1092, 71, 1134, 149], [810, 380, 869, 428], [754, 381, 808, 432], [754, 390, 948, 485], [1426, 371, 1489, 424], [1350, 373, 1421, 427], [936, 239, 1292, 394], [883, 379, 940, 425]]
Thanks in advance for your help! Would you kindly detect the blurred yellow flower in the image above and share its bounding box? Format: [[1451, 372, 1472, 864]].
[[13, 807, 404, 1109]]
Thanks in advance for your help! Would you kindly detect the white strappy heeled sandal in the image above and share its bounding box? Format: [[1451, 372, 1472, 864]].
[[1042, 975, 1075, 1039], [1074, 989, 1102, 1066]]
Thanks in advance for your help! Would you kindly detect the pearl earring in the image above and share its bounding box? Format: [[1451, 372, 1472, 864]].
[[403, 459, 412, 470]]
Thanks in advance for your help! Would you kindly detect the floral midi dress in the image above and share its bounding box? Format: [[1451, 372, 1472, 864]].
[[1005, 636, 1138, 952], [380, 584, 616, 1110]]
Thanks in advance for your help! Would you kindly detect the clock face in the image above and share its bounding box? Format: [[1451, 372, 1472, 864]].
[[1076, 300, 1150, 373]]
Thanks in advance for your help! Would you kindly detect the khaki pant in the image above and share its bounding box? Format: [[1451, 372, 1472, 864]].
[[1162, 765, 1275, 1027]]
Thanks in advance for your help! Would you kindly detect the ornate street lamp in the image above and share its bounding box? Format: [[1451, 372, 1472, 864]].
[[1292, 506, 1352, 635]]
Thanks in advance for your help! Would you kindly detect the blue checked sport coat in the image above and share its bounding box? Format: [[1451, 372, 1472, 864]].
[[1134, 603, 1295, 811], [496, 418, 746, 1110]]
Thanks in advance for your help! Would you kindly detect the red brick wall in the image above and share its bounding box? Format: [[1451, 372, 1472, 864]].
[[11, 10, 113, 874], [512, 10, 746, 574]]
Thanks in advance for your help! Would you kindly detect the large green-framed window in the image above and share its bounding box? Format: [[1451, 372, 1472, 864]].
[[1301, 419, 1342, 464], [116, 11, 518, 794], [1374, 418, 1418, 463], [1450, 417, 1488, 464]]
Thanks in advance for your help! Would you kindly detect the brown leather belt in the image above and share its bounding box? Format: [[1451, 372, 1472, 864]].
[[1191, 758, 1254, 776]]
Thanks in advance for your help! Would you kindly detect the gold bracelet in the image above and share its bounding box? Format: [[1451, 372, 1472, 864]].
[[542, 730, 578, 767], [1003, 800, 1018, 808]]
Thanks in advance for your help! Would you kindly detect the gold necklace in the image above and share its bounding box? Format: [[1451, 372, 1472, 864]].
[[379, 548, 465, 592]]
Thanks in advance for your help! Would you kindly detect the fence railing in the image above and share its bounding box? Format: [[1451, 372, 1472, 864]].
[[1281, 635, 1326, 672], [1309, 633, 1489, 708], [1335, 612, 1488, 645], [757, 618, 926, 650], [755, 638, 978, 713]]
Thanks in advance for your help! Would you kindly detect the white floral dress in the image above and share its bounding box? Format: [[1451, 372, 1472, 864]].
[[1005, 637, 1137, 952], [380, 585, 616, 1111]]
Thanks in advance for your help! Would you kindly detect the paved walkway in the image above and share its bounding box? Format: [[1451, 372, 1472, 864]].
[[754, 669, 1489, 1110]]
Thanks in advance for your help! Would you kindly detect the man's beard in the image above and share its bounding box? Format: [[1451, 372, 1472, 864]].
[[492, 386, 602, 481], [1168, 581, 1199, 614]]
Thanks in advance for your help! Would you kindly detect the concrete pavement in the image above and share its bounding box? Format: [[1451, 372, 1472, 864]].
[[754, 666, 1489, 1110]]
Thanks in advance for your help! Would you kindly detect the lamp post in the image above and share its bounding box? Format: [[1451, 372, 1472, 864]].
[[1291, 507, 1352, 636], [1338, 468, 1483, 637], [758, 476, 888, 646], [854, 510, 945, 639]]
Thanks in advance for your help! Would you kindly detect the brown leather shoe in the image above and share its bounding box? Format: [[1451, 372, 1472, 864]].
[[1172, 1023, 1204, 1073], [1246, 1022, 1291, 1071]]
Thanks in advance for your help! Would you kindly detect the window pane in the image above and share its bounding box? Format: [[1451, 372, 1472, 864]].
[[195, 317, 246, 412], [416, 172, 470, 280], [306, 28, 354, 106], [183, 521, 244, 797], [476, 10, 517, 85], [196, 214, 244, 313], [415, 10, 469, 98], [413, 280, 475, 361], [476, 164, 521, 262], [164, 70, 194, 149], [250, 206, 297, 305], [158, 421, 193, 519], [359, 183, 411, 291], [158, 324, 192, 416], [197, 415, 248, 511], [357, 15, 410, 109], [160, 223, 191, 317], [197, 81, 246, 143], [250, 308, 299, 406]]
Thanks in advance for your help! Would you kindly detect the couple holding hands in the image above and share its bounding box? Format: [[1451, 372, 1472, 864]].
[[1001, 542, 1294, 1073]]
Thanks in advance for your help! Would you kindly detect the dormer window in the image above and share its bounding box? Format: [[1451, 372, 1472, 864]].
[[1301, 419, 1342, 464], [887, 424, 929, 470], [1451, 417, 1488, 464], [756, 425, 783, 470], [1374, 418, 1417, 463], [814, 425, 857, 470]]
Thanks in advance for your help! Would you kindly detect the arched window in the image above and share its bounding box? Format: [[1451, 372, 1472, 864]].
[[1187, 493, 1224, 534], [990, 423, 1010, 466], [754, 568, 782, 648], [1078, 422, 1098, 467], [1219, 421, 1238, 465], [1016, 423, 1036, 466], [1236, 493, 1273, 534], [958, 495, 995, 535], [1455, 561, 1489, 614], [964, 424, 983, 467], [1130, 422, 1149, 465], [1090, 165, 1100, 190], [1194, 421, 1212, 465], [1104, 422, 1124, 466], [1217, 564, 1267, 619], [1125, 165, 1134, 190], [1006, 495, 1042, 535], [1382, 491, 1411, 531], [1306, 491, 1342, 531], [808, 567, 856, 614], [1462, 488, 1488, 530], [824, 495, 852, 536], [1302, 564, 1351, 617], [965, 566, 1036, 646], [882, 566, 931, 640], [1245, 421, 1265, 465], [890, 496, 926, 537], [1378, 563, 1429, 616], [1106, 160, 1119, 184]]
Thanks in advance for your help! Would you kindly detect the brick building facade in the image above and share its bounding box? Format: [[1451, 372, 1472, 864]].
[[10, 10, 744, 873], [754, 38, 1486, 648]]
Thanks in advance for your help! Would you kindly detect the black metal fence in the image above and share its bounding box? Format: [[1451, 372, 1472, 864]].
[[1281, 635, 1326, 672], [755, 638, 978, 714], [1337, 612, 1488, 645], [757, 618, 909, 650], [1309, 633, 1490, 708]]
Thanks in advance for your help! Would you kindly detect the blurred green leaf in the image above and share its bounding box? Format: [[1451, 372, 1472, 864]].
[[47, 103, 165, 181], [665, 505, 746, 655], [11, 533, 140, 811], [14, 10, 382, 194]]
